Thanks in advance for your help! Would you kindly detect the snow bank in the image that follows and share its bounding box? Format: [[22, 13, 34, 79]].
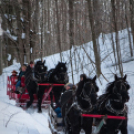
[[0, 101, 40, 134]]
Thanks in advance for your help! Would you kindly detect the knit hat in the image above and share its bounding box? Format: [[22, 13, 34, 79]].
[[30, 61, 34, 64], [11, 70, 18, 74], [80, 74, 87, 80], [65, 83, 73, 89]]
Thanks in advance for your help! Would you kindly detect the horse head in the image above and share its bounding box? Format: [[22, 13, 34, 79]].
[[81, 76, 99, 105], [34, 60, 47, 82], [106, 74, 130, 104], [101, 74, 130, 116], [56, 62, 67, 73], [77, 75, 99, 112], [53, 62, 68, 84]]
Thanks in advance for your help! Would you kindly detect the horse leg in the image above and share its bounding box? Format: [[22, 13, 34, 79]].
[[37, 86, 45, 112], [99, 127, 115, 134], [120, 120, 128, 134], [72, 125, 81, 134], [84, 127, 92, 134], [49, 91, 53, 107], [53, 86, 63, 105], [53, 89, 59, 105], [83, 118, 93, 134], [26, 88, 34, 108]]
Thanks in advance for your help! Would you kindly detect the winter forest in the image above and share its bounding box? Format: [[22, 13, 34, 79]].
[[0, 0, 134, 77], [1, 0, 134, 134]]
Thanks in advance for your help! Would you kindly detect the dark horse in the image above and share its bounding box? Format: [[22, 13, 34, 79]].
[[61, 76, 99, 134], [47, 62, 69, 104], [34, 60, 48, 112], [96, 75, 130, 134]]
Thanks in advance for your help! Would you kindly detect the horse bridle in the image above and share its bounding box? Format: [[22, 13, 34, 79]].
[[80, 81, 96, 99], [54, 72, 66, 82], [105, 80, 128, 115], [113, 80, 127, 102], [34, 70, 47, 82], [77, 81, 97, 111]]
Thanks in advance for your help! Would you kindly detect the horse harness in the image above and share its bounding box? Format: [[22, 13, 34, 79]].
[[99, 80, 128, 132], [64, 81, 96, 123], [75, 81, 96, 113], [105, 99, 127, 116]]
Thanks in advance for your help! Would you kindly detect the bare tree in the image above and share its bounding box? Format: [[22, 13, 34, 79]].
[[111, 0, 123, 76], [69, 0, 74, 83], [129, 0, 134, 49], [87, 0, 102, 77], [0, 36, 2, 74]]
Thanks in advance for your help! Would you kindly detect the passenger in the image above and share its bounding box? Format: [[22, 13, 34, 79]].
[[25, 61, 37, 109], [10, 70, 18, 92], [76, 74, 87, 98], [61, 82, 74, 93], [10, 70, 18, 79], [80, 74, 87, 81], [64, 83, 74, 91], [55, 83, 74, 118], [55, 107, 62, 118], [16, 64, 27, 90]]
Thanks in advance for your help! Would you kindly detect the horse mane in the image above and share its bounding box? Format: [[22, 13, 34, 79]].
[[36, 61, 42, 64], [34, 61, 47, 72], [105, 82, 115, 94], [105, 79, 130, 94], [34, 62, 39, 71], [76, 78, 92, 97], [55, 62, 67, 72]]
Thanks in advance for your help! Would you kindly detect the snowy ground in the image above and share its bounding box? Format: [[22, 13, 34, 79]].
[[0, 29, 134, 133], [0, 63, 51, 134]]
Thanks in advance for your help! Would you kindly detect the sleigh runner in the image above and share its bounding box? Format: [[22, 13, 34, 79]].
[[48, 105, 63, 134], [48, 104, 127, 134]]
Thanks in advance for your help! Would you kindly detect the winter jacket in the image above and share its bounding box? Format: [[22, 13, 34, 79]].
[[25, 65, 36, 89], [18, 71, 25, 81]]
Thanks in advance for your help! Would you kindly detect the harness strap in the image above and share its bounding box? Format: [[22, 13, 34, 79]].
[[105, 99, 126, 115]]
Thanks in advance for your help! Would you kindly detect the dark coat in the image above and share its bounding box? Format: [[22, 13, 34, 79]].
[[18, 71, 25, 81], [25, 65, 37, 90]]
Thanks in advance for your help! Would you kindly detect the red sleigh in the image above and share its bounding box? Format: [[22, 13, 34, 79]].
[[7, 76, 64, 107]]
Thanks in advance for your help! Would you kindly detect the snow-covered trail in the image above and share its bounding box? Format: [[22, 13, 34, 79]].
[[0, 101, 40, 134], [0, 63, 51, 134], [1, 62, 134, 134]]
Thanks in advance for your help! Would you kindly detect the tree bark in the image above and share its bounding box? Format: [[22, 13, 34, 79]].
[[129, 0, 134, 50], [87, 0, 101, 77], [0, 37, 2, 75], [69, 0, 74, 84], [55, 0, 62, 61], [111, 0, 123, 77]]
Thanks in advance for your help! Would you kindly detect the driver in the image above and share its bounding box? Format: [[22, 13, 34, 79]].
[[25, 61, 37, 109]]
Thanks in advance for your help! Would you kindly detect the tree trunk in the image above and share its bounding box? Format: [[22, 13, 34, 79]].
[[87, 0, 101, 77], [111, 0, 123, 77], [69, 0, 74, 84], [22, 0, 31, 63], [55, 0, 62, 61], [129, 0, 134, 50], [0, 37, 2, 75]]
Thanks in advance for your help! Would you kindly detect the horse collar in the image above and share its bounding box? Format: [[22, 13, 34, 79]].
[[73, 101, 93, 113], [105, 99, 126, 115]]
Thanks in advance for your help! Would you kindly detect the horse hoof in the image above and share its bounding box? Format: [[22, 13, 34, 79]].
[[38, 109, 42, 113]]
